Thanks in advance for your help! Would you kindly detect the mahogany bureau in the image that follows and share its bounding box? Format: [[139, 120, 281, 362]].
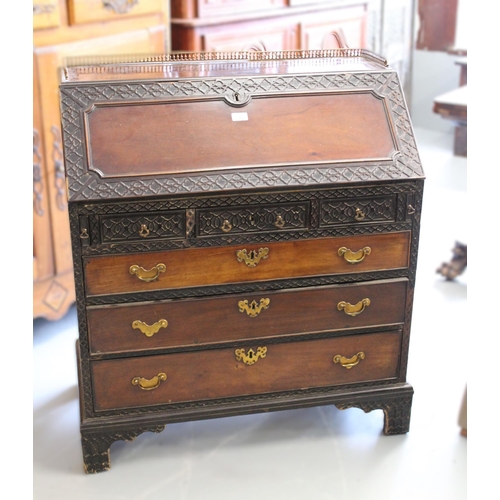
[[59, 49, 425, 473]]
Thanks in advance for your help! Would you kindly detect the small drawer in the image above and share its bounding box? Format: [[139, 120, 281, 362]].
[[87, 278, 407, 354], [319, 196, 397, 227], [100, 211, 185, 243], [171, 0, 287, 19], [91, 330, 402, 411], [68, 0, 164, 25], [83, 232, 410, 296], [33, 1, 61, 30], [196, 202, 309, 237]]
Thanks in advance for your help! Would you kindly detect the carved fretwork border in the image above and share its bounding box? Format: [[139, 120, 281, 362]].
[[60, 68, 424, 202]]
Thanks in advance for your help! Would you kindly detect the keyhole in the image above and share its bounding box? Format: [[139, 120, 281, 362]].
[[234, 92, 240, 102]]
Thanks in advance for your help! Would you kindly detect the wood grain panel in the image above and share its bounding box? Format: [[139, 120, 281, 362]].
[[85, 92, 396, 178], [87, 279, 407, 354], [84, 232, 411, 296], [91, 331, 402, 411]]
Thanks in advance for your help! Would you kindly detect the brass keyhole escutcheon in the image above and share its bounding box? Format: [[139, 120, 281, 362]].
[[354, 208, 365, 221], [139, 224, 150, 237], [236, 247, 269, 268], [238, 298, 270, 317], [235, 347, 267, 365], [221, 219, 233, 233]]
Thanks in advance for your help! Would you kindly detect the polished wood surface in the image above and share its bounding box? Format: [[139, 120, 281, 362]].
[[87, 278, 408, 354], [86, 92, 395, 177], [84, 232, 411, 296], [92, 331, 402, 411]]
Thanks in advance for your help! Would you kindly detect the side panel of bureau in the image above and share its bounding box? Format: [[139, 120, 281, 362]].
[[91, 331, 402, 411]]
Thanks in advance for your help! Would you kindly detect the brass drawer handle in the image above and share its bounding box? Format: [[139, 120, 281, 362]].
[[274, 215, 285, 228], [236, 248, 269, 268], [355, 208, 365, 221], [131, 372, 167, 391], [132, 319, 168, 337], [221, 220, 233, 233], [235, 347, 267, 365], [333, 352, 365, 369], [337, 298, 371, 316], [129, 263, 166, 282], [139, 224, 150, 237], [238, 298, 270, 317], [338, 246, 371, 264]]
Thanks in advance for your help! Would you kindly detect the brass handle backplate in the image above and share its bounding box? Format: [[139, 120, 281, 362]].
[[333, 352, 365, 369], [131, 372, 167, 390], [235, 347, 267, 365], [132, 319, 168, 337], [238, 298, 270, 317], [337, 298, 371, 316], [236, 248, 269, 268], [338, 246, 371, 264], [129, 263, 166, 282]]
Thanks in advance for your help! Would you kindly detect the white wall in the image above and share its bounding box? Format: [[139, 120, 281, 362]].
[[410, 50, 462, 132]]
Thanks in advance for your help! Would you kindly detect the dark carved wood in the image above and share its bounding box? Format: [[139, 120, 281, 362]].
[[61, 51, 424, 472]]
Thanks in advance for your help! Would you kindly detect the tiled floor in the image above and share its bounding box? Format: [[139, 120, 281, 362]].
[[33, 126, 467, 499]]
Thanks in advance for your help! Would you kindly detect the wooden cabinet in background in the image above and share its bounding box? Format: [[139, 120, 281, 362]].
[[170, 0, 416, 97], [33, 0, 170, 321]]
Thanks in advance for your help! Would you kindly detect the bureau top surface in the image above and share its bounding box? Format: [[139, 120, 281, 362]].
[[59, 50, 424, 202], [60, 49, 388, 83]]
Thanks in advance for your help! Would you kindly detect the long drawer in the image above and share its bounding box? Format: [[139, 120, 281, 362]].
[[87, 279, 407, 354], [84, 232, 410, 296], [91, 331, 402, 411]]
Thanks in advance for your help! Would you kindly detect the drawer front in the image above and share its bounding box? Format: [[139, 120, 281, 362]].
[[68, 0, 164, 25], [171, 0, 288, 19], [100, 211, 186, 243], [84, 232, 411, 296], [197, 202, 309, 237], [319, 196, 396, 227], [91, 331, 402, 411], [88, 279, 407, 354]]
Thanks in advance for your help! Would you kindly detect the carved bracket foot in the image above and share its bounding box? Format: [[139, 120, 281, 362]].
[[81, 424, 165, 473], [335, 391, 413, 435]]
